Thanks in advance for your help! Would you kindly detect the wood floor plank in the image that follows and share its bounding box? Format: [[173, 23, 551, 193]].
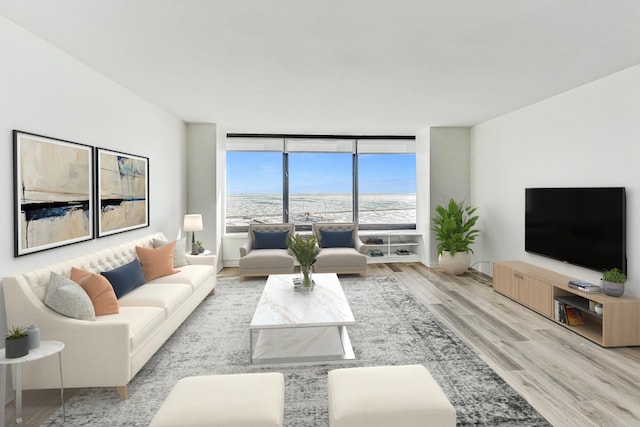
[[8, 263, 640, 427], [428, 302, 525, 371]]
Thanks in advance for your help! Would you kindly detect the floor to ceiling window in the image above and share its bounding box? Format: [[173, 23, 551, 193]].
[[287, 138, 354, 227], [225, 139, 283, 229], [356, 139, 416, 228], [225, 135, 416, 233]]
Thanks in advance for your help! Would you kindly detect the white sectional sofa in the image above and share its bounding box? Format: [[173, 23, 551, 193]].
[[2, 232, 216, 399]]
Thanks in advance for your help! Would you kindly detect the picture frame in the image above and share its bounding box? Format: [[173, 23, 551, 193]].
[[13, 130, 94, 256], [96, 147, 149, 237]]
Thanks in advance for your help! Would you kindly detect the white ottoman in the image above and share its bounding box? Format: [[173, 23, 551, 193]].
[[149, 372, 285, 427], [328, 365, 456, 427]]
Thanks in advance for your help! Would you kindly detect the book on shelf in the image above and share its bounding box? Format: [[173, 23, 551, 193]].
[[565, 307, 585, 326], [555, 299, 589, 325], [555, 299, 568, 323], [560, 302, 567, 324], [568, 280, 595, 287], [365, 238, 384, 245], [368, 249, 384, 257], [568, 284, 602, 293], [568, 280, 601, 293]]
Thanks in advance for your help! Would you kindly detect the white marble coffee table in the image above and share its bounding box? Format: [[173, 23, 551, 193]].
[[249, 273, 356, 365]]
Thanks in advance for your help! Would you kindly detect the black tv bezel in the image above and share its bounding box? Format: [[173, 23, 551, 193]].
[[524, 187, 627, 275]]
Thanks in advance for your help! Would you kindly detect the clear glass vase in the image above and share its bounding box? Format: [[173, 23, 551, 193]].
[[300, 265, 314, 288]]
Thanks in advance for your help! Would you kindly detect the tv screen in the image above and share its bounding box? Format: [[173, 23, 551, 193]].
[[525, 187, 626, 274]]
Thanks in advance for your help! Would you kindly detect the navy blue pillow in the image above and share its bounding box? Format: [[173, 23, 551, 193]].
[[254, 230, 288, 250], [101, 259, 145, 299], [320, 229, 353, 248]]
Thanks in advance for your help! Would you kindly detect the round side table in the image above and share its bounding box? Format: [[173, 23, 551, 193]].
[[0, 340, 65, 427]]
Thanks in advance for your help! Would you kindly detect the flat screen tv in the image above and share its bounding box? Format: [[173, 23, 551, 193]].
[[525, 187, 626, 274]]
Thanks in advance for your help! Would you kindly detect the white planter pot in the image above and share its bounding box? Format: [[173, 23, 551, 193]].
[[438, 251, 470, 275]]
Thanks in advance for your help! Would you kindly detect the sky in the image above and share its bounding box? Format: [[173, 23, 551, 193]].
[[227, 152, 416, 194]]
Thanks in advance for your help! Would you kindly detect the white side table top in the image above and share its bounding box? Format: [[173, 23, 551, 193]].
[[188, 249, 211, 256], [0, 340, 64, 365]]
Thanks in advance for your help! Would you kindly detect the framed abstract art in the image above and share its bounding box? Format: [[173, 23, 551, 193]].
[[13, 130, 94, 256], [96, 148, 149, 237]]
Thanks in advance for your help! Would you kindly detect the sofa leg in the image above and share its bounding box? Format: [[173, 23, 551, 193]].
[[117, 385, 128, 400]]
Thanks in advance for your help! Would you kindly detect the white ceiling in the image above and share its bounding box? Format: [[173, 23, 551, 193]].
[[2, 0, 640, 134]]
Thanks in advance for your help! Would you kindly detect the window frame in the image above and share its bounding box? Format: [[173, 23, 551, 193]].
[[225, 134, 416, 233]]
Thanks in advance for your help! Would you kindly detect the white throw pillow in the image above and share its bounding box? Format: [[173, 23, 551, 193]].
[[44, 272, 96, 321], [153, 237, 188, 267]]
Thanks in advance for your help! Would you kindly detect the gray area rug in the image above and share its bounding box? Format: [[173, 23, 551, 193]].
[[43, 275, 550, 426]]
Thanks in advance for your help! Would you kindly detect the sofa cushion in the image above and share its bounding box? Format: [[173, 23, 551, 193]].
[[70, 267, 119, 316], [95, 306, 165, 352], [320, 229, 353, 248], [44, 272, 96, 321], [146, 265, 215, 292], [253, 230, 288, 250], [239, 249, 294, 269], [153, 237, 188, 268], [118, 283, 192, 317], [136, 243, 180, 282], [101, 259, 146, 298], [316, 247, 367, 267]]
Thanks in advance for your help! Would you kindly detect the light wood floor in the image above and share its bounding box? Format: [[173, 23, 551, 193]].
[[7, 263, 640, 426]]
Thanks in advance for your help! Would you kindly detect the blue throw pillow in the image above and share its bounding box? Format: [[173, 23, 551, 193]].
[[101, 259, 145, 299], [320, 229, 353, 248], [253, 230, 288, 250]]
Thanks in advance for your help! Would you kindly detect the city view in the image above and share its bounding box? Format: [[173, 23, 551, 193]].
[[226, 151, 416, 228]]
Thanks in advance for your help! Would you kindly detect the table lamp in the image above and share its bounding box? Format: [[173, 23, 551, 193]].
[[183, 214, 203, 255]]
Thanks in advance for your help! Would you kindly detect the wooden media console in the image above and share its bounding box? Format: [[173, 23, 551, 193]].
[[493, 261, 640, 347]]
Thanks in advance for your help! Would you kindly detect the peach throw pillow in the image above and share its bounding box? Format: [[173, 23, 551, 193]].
[[136, 242, 179, 282], [70, 267, 119, 316]]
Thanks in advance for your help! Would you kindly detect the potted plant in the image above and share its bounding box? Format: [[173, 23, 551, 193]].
[[601, 268, 626, 297], [5, 325, 29, 358], [432, 198, 480, 275], [286, 233, 320, 288]]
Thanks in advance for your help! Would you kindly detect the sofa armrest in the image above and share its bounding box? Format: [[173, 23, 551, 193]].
[[185, 253, 217, 267], [3, 276, 131, 387], [54, 318, 131, 385], [239, 241, 252, 257], [354, 235, 366, 254]]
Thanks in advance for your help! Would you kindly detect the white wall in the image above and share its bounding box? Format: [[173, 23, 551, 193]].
[[429, 127, 471, 267], [415, 128, 431, 265], [186, 123, 218, 261], [0, 12, 186, 369], [471, 64, 640, 297]]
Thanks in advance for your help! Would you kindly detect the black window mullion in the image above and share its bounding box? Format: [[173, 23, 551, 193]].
[[283, 152, 289, 223], [353, 151, 358, 224]]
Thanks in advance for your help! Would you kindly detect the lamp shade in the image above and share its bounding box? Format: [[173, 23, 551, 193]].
[[183, 214, 203, 232]]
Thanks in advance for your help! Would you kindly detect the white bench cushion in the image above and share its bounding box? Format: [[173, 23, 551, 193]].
[[328, 365, 456, 427], [149, 373, 285, 427]]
